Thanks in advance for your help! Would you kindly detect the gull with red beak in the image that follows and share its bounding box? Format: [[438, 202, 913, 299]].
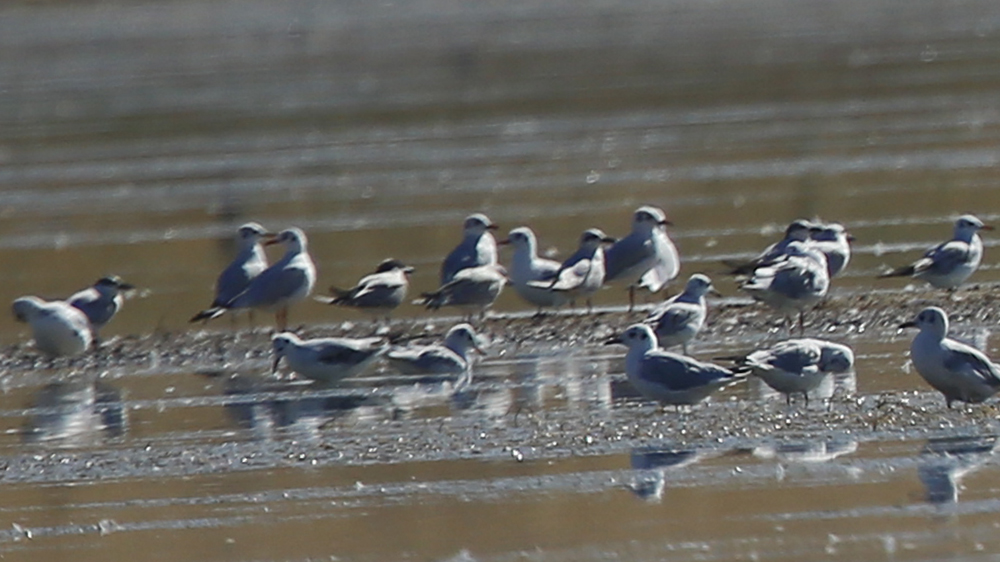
[[604, 206, 680, 310], [191, 227, 316, 330], [879, 214, 992, 290]]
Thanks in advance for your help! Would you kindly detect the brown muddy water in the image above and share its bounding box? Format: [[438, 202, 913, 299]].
[[4, 0, 1000, 560]]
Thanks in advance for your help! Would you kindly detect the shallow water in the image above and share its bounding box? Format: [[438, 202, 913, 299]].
[[4, 0, 1000, 560]]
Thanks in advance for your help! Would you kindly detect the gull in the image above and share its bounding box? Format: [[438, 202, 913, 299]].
[[203, 222, 274, 312], [604, 206, 680, 310], [499, 227, 562, 312], [609, 323, 746, 406], [12, 296, 93, 357], [385, 323, 483, 376], [740, 241, 829, 333], [724, 338, 855, 405], [722, 219, 815, 276], [271, 332, 386, 384], [808, 222, 854, 278], [418, 264, 507, 318], [319, 259, 413, 319], [899, 306, 1000, 408], [878, 214, 993, 289], [644, 273, 719, 354], [529, 228, 616, 312], [440, 213, 499, 285], [67, 275, 135, 335], [191, 227, 316, 330]]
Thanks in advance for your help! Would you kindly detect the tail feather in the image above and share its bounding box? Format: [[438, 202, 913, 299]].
[[190, 307, 226, 323], [329, 285, 352, 299], [414, 291, 444, 310], [877, 264, 916, 279], [317, 285, 356, 306]]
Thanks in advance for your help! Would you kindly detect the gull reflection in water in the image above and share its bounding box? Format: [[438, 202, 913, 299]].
[[22, 379, 125, 445], [627, 445, 713, 502], [752, 434, 858, 463], [223, 374, 390, 440], [918, 435, 998, 505]]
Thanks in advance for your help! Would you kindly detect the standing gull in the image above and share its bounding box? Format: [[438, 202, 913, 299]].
[[203, 223, 274, 313], [12, 296, 93, 357], [878, 214, 992, 289], [191, 227, 316, 330], [418, 264, 507, 319], [609, 323, 746, 406], [739, 241, 829, 333], [320, 259, 413, 319], [899, 307, 1000, 408], [271, 332, 386, 384], [604, 206, 680, 310], [499, 227, 562, 312], [645, 273, 718, 354], [530, 228, 616, 312], [723, 219, 815, 276], [385, 323, 483, 376], [725, 338, 855, 405], [440, 213, 499, 285], [67, 275, 135, 336]]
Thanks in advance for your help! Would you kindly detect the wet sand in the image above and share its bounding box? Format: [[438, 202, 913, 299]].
[[1, 285, 998, 488]]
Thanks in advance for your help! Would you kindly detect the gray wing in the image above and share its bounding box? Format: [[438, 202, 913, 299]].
[[348, 273, 406, 307], [389, 346, 464, 373], [549, 258, 593, 292], [605, 233, 651, 281], [649, 302, 702, 334], [640, 353, 734, 391], [535, 258, 562, 281], [920, 241, 971, 275], [68, 289, 116, 326], [215, 260, 254, 305], [441, 239, 483, 283], [234, 265, 309, 308], [757, 340, 823, 372], [942, 340, 1000, 386], [768, 259, 827, 299]]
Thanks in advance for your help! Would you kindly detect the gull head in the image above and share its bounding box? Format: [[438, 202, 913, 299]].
[[444, 323, 484, 355], [611, 323, 660, 353], [579, 228, 616, 249], [463, 213, 498, 236], [684, 273, 720, 298], [786, 219, 817, 241], [237, 222, 274, 246], [374, 258, 414, 275], [271, 332, 303, 373], [633, 206, 671, 232], [95, 275, 136, 295], [954, 214, 994, 238], [499, 227, 537, 251], [819, 342, 855, 373], [899, 306, 949, 339], [265, 227, 308, 253], [809, 222, 854, 243]]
